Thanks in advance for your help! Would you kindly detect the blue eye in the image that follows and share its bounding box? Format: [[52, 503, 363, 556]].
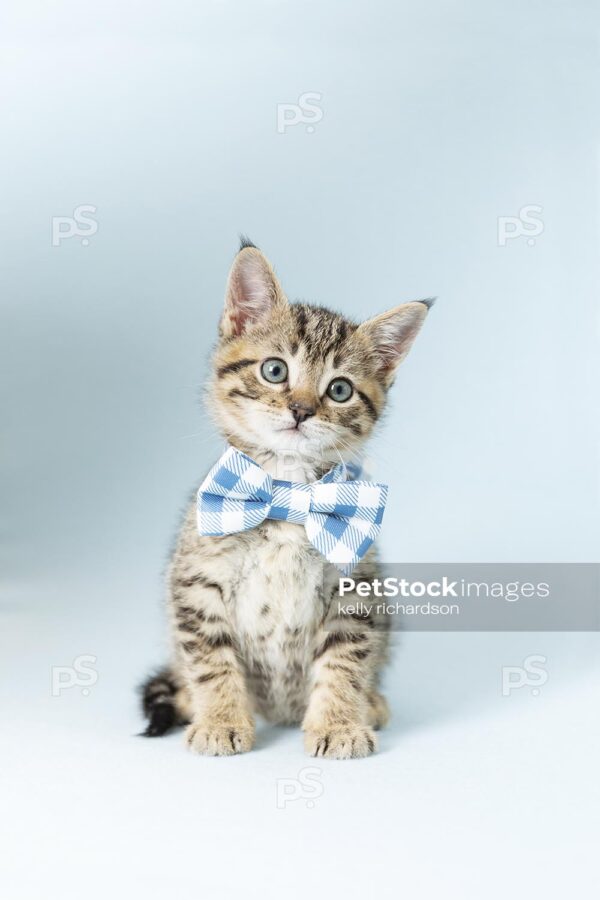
[[326, 378, 353, 402], [261, 358, 288, 384]]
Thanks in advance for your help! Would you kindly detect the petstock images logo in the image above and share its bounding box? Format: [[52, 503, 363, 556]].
[[329, 564, 600, 632]]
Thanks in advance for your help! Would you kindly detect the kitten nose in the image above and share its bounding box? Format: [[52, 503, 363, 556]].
[[289, 401, 315, 425]]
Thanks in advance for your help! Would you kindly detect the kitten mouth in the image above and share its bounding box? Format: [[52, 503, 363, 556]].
[[273, 422, 311, 444], [277, 423, 304, 433]]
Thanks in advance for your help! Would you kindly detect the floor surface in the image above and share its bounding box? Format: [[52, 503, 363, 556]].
[[2, 576, 598, 899]]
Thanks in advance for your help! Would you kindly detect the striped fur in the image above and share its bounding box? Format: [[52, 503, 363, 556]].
[[141, 240, 431, 757]]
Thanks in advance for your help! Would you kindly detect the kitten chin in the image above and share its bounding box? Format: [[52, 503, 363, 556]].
[[223, 432, 347, 482]]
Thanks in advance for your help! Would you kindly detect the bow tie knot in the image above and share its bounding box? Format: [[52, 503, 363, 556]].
[[196, 447, 388, 574]]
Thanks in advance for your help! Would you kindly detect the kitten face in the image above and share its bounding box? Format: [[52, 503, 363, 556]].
[[208, 243, 431, 469], [212, 304, 385, 463]]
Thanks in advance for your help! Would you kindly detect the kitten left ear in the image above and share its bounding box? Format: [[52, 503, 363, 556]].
[[357, 299, 433, 385], [221, 243, 286, 338]]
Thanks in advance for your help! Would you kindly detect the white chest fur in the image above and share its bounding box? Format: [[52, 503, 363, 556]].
[[233, 522, 323, 642], [226, 521, 326, 720]]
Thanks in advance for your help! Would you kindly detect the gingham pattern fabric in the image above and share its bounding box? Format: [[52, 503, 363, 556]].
[[196, 446, 388, 575]]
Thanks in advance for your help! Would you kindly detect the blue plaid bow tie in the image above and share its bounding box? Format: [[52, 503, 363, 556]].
[[196, 447, 388, 574]]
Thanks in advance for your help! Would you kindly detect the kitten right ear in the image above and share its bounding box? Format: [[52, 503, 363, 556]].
[[220, 242, 286, 338]]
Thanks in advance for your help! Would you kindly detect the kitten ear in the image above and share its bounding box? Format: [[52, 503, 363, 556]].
[[221, 243, 286, 338], [357, 299, 433, 385]]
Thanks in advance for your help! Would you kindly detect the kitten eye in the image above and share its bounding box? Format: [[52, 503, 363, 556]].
[[261, 358, 288, 384], [326, 377, 353, 403]]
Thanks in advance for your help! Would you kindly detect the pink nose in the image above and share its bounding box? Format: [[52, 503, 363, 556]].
[[289, 402, 315, 425]]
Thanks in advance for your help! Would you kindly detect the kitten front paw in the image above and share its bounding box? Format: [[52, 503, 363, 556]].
[[304, 725, 377, 759], [186, 717, 255, 756]]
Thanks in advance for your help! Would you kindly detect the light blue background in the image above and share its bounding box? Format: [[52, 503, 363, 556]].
[[1, 3, 598, 899], [2, 0, 598, 588]]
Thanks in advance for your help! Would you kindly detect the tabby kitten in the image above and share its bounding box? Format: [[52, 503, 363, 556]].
[[141, 239, 431, 758]]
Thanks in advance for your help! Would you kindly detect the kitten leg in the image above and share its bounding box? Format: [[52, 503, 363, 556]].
[[171, 577, 254, 756], [302, 600, 388, 759]]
